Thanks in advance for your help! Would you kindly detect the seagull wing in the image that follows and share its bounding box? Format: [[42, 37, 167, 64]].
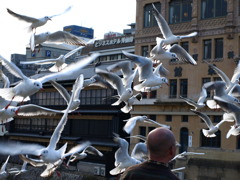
[[122, 51, 153, 81], [107, 60, 133, 78], [131, 142, 148, 162], [0, 70, 10, 88], [64, 45, 84, 59], [20, 58, 58, 65], [152, 4, 173, 38], [0, 55, 28, 80], [179, 32, 198, 38], [84, 146, 103, 156], [50, 80, 70, 103], [72, 74, 84, 101], [46, 31, 87, 46], [17, 104, 62, 116], [63, 141, 91, 158], [123, 117, 139, 134], [7, 8, 39, 23], [205, 61, 231, 86], [37, 53, 99, 84], [191, 109, 214, 129], [48, 6, 72, 18], [153, 62, 170, 77], [0, 155, 10, 173], [0, 141, 44, 156], [95, 68, 124, 95], [169, 44, 197, 65]]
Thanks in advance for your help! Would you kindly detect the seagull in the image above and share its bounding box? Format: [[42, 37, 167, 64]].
[[67, 145, 103, 166], [20, 45, 85, 72], [95, 67, 137, 107], [213, 96, 240, 138], [0, 104, 63, 125], [130, 142, 148, 162], [204, 61, 240, 94], [191, 109, 227, 137], [7, 6, 71, 33], [30, 31, 87, 51], [121, 93, 142, 113], [203, 81, 240, 109], [83, 74, 114, 89], [0, 91, 91, 177], [0, 70, 10, 88], [171, 151, 205, 161], [123, 115, 170, 134], [122, 51, 168, 92], [110, 133, 141, 175], [0, 53, 99, 107], [152, 3, 197, 46], [106, 60, 134, 86], [150, 38, 197, 65], [179, 88, 206, 110], [0, 155, 10, 179], [50, 74, 84, 112], [8, 156, 28, 176]]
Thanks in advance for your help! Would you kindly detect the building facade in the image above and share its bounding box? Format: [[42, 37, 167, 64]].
[[131, 0, 240, 180]]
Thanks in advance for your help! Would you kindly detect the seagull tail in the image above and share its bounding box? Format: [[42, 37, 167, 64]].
[[121, 105, 132, 113]]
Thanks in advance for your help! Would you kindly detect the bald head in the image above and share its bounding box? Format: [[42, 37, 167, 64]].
[[147, 127, 176, 162]]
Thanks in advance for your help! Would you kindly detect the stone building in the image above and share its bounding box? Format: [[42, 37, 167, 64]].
[[130, 0, 240, 180]]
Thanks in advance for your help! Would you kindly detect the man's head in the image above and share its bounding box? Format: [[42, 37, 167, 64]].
[[147, 127, 176, 162]]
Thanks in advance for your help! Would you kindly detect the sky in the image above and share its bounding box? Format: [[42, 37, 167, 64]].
[[0, 0, 136, 59]]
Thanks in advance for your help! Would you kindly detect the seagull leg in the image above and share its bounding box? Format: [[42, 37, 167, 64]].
[[5, 96, 15, 109]]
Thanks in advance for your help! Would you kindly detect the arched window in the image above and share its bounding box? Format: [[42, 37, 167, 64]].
[[180, 127, 189, 153], [169, 0, 192, 24], [143, 2, 161, 28], [200, 130, 221, 148]]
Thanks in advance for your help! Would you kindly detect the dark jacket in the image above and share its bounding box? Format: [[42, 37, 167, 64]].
[[120, 160, 180, 180]]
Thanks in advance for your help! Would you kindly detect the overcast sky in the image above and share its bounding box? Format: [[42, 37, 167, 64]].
[[0, 0, 136, 59]]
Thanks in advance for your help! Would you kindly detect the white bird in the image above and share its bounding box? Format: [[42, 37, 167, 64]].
[[8, 156, 28, 176], [106, 60, 134, 87], [121, 93, 142, 113], [67, 145, 103, 166], [130, 142, 148, 162], [122, 51, 168, 92], [95, 67, 137, 108], [203, 81, 240, 109], [152, 3, 197, 46], [30, 31, 87, 51], [0, 70, 10, 88], [0, 156, 10, 179], [0, 82, 91, 177], [0, 53, 99, 107], [191, 109, 227, 137], [0, 104, 63, 124], [123, 115, 170, 134], [83, 74, 114, 89], [171, 151, 205, 161], [205, 61, 240, 94], [7, 6, 71, 33], [180, 88, 206, 110], [20, 46, 85, 72], [50, 74, 84, 112], [110, 133, 141, 175], [213, 96, 240, 138]]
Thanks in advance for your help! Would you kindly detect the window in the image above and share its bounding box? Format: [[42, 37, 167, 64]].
[[213, 115, 222, 123], [182, 115, 188, 122], [166, 115, 172, 122], [180, 41, 189, 52], [180, 127, 189, 153], [213, 77, 222, 81], [202, 78, 211, 98], [169, 0, 192, 24], [142, 92, 147, 99], [169, 79, 177, 98], [180, 79, 188, 97], [203, 39, 212, 59], [149, 90, 157, 98], [139, 126, 147, 142], [144, 2, 161, 28], [141, 46, 149, 57], [215, 38, 223, 59], [201, 0, 227, 19], [201, 130, 221, 148]]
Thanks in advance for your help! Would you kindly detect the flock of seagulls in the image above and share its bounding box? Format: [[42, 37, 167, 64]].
[[0, 3, 239, 178]]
